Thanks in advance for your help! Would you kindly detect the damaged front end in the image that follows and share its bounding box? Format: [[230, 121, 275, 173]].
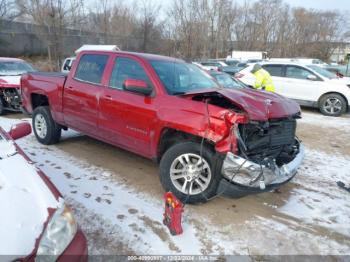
[[218, 117, 305, 197]]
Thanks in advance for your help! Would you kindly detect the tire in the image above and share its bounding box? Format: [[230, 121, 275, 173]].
[[159, 141, 221, 204], [0, 98, 5, 115], [32, 106, 61, 145], [319, 93, 347, 117]]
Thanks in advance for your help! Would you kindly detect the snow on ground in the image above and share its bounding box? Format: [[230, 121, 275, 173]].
[[299, 111, 350, 131], [0, 112, 349, 256], [280, 148, 350, 236]]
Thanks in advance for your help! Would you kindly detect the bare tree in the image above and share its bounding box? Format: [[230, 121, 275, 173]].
[[1, 0, 20, 19], [16, 0, 85, 69]]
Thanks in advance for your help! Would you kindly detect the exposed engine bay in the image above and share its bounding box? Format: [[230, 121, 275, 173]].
[[238, 118, 299, 166], [222, 119, 303, 190], [0, 88, 21, 111], [192, 92, 243, 113]]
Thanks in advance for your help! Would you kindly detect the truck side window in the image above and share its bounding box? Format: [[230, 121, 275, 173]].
[[75, 54, 108, 84], [109, 57, 150, 90]]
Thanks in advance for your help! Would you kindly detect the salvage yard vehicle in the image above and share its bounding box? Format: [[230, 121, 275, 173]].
[[237, 62, 350, 116], [0, 122, 87, 260], [21, 50, 305, 203], [0, 57, 36, 115]]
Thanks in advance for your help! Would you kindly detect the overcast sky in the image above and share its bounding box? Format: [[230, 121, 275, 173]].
[[151, 0, 350, 12], [270, 0, 350, 10]]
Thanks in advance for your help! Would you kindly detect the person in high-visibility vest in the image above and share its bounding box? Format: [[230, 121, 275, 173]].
[[251, 64, 275, 92]]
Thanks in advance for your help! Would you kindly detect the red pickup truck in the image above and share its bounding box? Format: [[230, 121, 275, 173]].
[[21, 51, 305, 203]]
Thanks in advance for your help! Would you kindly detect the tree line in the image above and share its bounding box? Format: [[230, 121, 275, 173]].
[[1, 0, 349, 68]]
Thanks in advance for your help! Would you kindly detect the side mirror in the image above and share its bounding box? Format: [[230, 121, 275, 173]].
[[9, 122, 32, 140], [307, 74, 317, 81], [123, 79, 152, 96]]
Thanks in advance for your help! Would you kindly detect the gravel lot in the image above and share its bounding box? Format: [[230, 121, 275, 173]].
[[1, 109, 350, 258]]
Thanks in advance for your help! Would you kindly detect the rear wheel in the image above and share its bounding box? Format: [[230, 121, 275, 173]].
[[32, 106, 61, 144], [319, 93, 347, 117], [159, 141, 220, 204]]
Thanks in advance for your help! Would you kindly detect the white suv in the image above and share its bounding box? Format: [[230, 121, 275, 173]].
[[237, 62, 350, 116]]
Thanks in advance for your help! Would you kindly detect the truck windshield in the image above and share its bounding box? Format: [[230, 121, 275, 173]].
[[150, 60, 219, 95], [0, 61, 36, 76]]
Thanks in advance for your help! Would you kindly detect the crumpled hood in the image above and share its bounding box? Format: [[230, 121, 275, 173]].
[[217, 88, 300, 121], [0, 147, 58, 257], [0, 75, 21, 88]]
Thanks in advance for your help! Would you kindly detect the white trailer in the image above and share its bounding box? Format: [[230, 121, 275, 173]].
[[227, 51, 267, 61]]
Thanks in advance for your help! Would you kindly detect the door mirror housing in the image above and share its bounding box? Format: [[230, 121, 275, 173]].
[[123, 79, 152, 96], [306, 74, 317, 81], [9, 122, 32, 140]]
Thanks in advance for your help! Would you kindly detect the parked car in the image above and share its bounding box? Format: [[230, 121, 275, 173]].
[[0, 57, 36, 115], [200, 61, 228, 71], [269, 58, 328, 67], [21, 50, 304, 203], [324, 65, 350, 78], [237, 62, 350, 116], [209, 71, 245, 89], [0, 122, 87, 260], [221, 62, 250, 76], [225, 59, 240, 66]]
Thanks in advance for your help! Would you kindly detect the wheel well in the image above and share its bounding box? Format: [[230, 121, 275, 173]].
[[31, 94, 49, 110], [157, 128, 214, 162], [318, 92, 348, 110]]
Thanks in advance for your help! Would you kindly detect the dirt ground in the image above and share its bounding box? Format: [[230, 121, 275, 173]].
[[2, 108, 350, 257]]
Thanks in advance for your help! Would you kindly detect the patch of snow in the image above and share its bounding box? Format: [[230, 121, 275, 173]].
[[0, 138, 16, 158], [280, 148, 350, 236], [0, 153, 58, 258], [300, 112, 350, 131]]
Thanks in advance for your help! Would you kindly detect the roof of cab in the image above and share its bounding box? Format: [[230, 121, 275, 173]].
[[78, 50, 185, 63]]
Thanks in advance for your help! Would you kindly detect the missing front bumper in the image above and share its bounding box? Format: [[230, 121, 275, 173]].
[[217, 141, 305, 197]]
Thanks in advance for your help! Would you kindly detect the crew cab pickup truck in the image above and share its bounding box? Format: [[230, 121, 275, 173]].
[[21, 50, 305, 203]]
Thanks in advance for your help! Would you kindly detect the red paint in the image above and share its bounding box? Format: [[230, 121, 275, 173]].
[[124, 78, 148, 88], [9, 122, 32, 140], [21, 51, 301, 158], [163, 192, 184, 235]]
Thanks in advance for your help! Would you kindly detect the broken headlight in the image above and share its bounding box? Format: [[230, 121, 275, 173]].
[[36, 199, 77, 261]]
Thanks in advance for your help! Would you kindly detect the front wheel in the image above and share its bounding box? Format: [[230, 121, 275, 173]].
[[32, 106, 61, 145], [319, 93, 347, 117], [159, 141, 220, 204]]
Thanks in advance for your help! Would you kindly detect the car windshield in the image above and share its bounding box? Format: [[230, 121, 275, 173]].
[[150, 60, 219, 95], [0, 61, 36, 76], [308, 65, 337, 79], [212, 73, 244, 89]]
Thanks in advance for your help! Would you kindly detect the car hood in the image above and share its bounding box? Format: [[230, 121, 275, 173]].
[[0, 142, 58, 258], [0, 75, 21, 88], [187, 88, 300, 121], [327, 77, 350, 85]]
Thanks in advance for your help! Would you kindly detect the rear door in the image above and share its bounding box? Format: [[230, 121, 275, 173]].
[[63, 54, 109, 134], [99, 55, 157, 158]]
